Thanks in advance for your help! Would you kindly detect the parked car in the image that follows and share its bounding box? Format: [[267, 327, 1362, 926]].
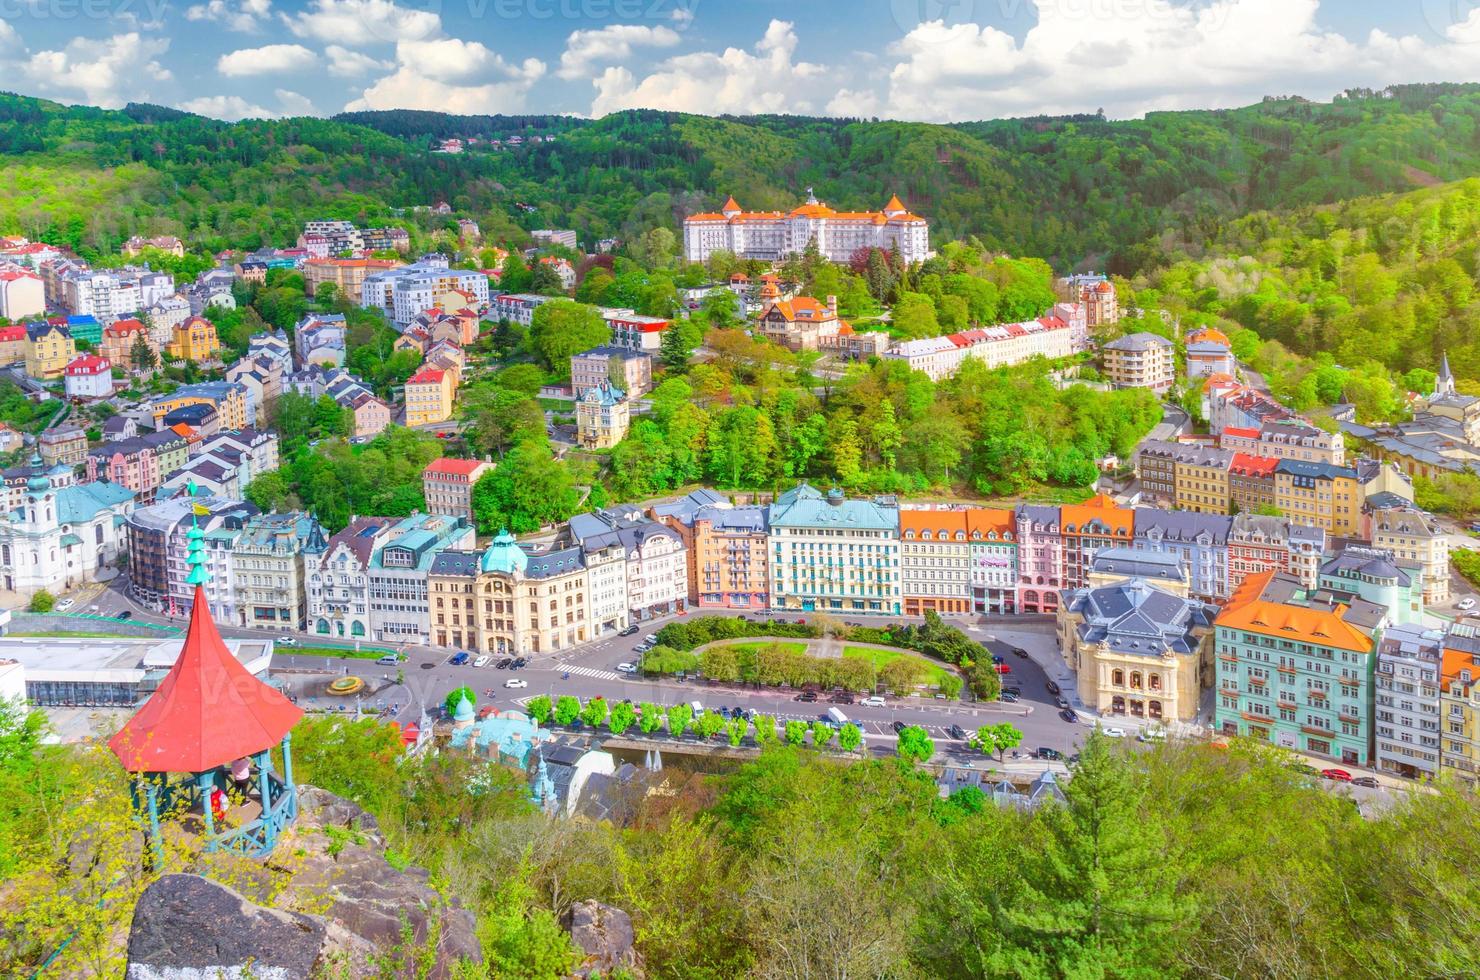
[[1036, 747, 1063, 760], [56, 597, 74, 610], [947, 724, 968, 740], [999, 692, 1019, 703], [449, 652, 471, 666], [1320, 768, 1353, 782], [1137, 728, 1167, 743], [829, 692, 854, 704], [891, 720, 907, 734], [993, 663, 1011, 674], [1459, 596, 1477, 611], [633, 642, 653, 654], [375, 654, 400, 666], [504, 678, 528, 689], [474, 656, 490, 668], [511, 658, 527, 670], [1003, 686, 1021, 697], [991, 654, 1005, 665], [1287, 762, 1320, 776], [1045, 680, 1061, 696], [644, 634, 659, 644], [1350, 775, 1380, 788], [619, 624, 640, 636], [795, 691, 819, 703], [495, 658, 512, 669], [1011, 647, 1028, 659], [1055, 697, 1070, 710], [616, 662, 637, 673], [1059, 708, 1078, 723], [1101, 726, 1126, 738], [859, 696, 886, 707]]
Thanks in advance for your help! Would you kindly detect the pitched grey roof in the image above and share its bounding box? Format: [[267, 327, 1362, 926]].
[[1133, 509, 1232, 546], [1104, 332, 1172, 352]]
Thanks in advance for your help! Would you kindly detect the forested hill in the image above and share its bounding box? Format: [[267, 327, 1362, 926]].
[[6, 83, 1480, 269]]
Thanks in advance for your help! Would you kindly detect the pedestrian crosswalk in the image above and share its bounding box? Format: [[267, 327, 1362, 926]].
[[558, 664, 623, 682]]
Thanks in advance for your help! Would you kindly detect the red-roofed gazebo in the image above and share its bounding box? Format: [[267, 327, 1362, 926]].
[[111, 508, 303, 858]]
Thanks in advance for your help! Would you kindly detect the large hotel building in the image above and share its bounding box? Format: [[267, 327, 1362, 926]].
[[684, 190, 931, 264]]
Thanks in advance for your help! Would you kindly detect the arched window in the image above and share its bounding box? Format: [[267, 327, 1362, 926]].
[[1130, 671, 1143, 690], [336, 621, 345, 636], [1112, 669, 1124, 687], [1149, 674, 1163, 691], [351, 621, 366, 637]]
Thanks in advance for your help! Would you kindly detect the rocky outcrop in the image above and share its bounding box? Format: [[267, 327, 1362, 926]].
[[124, 787, 480, 980], [126, 873, 374, 979], [564, 899, 644, 979]]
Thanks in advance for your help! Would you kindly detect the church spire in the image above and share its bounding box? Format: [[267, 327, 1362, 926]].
[[1436, 352, 1456, 397]]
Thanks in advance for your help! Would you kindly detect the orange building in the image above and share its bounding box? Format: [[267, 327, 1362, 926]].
[[1060, 494, 1135, 589], [900, 508, 975, 615]]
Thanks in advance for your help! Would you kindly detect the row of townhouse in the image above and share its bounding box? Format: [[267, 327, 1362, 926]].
[[486, 293, 671, 355], [360, 255, 489, 326], [881, 303, 1089, 381]]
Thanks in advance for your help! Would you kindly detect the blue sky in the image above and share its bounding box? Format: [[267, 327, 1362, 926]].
[[5, 0, 1480, 121]]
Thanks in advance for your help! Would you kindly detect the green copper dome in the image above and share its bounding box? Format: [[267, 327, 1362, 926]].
[[453, 692, 475, 723], [480, 529, 529, 575]]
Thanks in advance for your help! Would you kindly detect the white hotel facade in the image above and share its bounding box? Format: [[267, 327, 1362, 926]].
[[684, 190, 931, 264], [882, 302, 1089, 381]]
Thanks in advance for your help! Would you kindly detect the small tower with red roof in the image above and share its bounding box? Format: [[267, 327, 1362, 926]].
[[109, 494, 303, 858]]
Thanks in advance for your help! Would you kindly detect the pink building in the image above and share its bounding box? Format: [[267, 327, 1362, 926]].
[[1015, 504, 1064, 614]]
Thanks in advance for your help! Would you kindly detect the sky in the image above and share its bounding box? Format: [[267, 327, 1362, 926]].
[[6, 0, 1480, 123]]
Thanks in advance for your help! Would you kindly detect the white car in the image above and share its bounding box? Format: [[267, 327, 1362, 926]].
[[474, 655, 491, 668], [1101, 726, 1127, 738], [55, 597, 74, 610], [1459, 597, 1477, 611], [616, 662, 637, 673], [859, 696, 886, 708], [504, 678, 528, 689]]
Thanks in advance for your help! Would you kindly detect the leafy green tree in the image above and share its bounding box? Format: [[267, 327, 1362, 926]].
[[695, 711, 725, 740], [726, 716, 748, 746], [525, 694, 552, 724], [784, 720, 808, 746], [580, 697, 609, 728], [554, 695, 581, 726], [892, 292, 939, 339], [971, 722, 1023, 759], [638, 702, 663, 734], [895, 725, 934, 763], [752, 714, 777, 743], [666, 703, 693, 737], [608, 700, 637, 735], [443, 686, 475, 716], [810, 721, 836, 750], [837, 723, 862, 752], [528, 300, 609, 377], [27, 590, 55, 613], [470, 443, 580, 534]]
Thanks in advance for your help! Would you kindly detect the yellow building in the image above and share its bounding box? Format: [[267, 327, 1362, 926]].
[[428, 533, 590, 656], [404, 367, 455, 427], [23, 322, 76, 380], [1440, 628, 1480, 784], [1273, 460, 1362, 536], [165, 315, 222, 362], [1172, 445, 1234, 514], [149, 381, 248, 431]]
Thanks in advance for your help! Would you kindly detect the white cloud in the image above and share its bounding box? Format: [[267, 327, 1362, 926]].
[[217, 43, 316, 77], [345, 38, 545, 113], [325, 44, 393, 77], [282, 0, 439, 46], [275, 89, 318, 115], [591, 19, 824, 116], [557, 24, 682, 80], [21, 34, 172, 109], [0, 20, 17, 44], [869, 0, 1480, 122], [179, 94, 276, 120], [185, 0, 272, 33]]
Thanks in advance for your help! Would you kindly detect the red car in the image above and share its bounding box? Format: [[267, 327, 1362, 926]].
[[994, 663, 1012, 674], [1320, 768, 1353, 782]]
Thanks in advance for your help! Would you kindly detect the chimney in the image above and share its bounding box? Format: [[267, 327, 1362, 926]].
[[826, 295, 837, 315]]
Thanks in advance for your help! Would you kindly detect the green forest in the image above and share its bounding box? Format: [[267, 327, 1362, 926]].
[[9, 83, 1480, 272], [6, 702, 1479, 978]]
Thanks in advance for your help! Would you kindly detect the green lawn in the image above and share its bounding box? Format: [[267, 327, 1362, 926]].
[[288, 644, 399, 661], [842, 646, 957, 689], [714, 641, 809, 657]]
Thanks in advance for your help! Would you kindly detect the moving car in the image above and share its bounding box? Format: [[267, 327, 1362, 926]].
[[1059, 708, 1078, 723], [947, 724, 968, 741], [278, 636, 298, 646], [504, 678, 528, 689], [1036, 747, 1062, 760], [1351, 776, 1380, 789], [859, 696, 886, 707], [117, 611, 133, 620], [56, 597, 74, 610], [1459, 596, 1477, 611], [474, 656, 490, 668], [619, 624, 640, 636], [1011, 647, 1029, 659], [616, 662, 637, 673], [449, 652, 471, 666], [1101, 726, 1126, 738], [375, 654, 400, 666], [1320, 768, 1353, 782], [1045, 680, 1061, 697]]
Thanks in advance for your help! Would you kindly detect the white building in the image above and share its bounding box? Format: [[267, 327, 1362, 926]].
[[490, 292, 553, 327], [567, 508, 686, 621], [59, 267, 174, 319], [0, 463, 135, 601], [62, 354, 114, 399], [881, 304, 1086, 381], [365, 512, 475, 645], [601, 308, 670, 353], [361, 255, 490, 326], [531, 229, 578, 250], [158, 428, 281, 500], [309, 516, 398, 641], [1375, 623, 1444, 780], [0, 267, 45, 321], [294, 313, 347, 368], [146, 295, 192, 345], [684, 190, 930, 265]]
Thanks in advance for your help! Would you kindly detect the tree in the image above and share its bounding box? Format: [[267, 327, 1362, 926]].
[[526, 694, 552, 724], [752, 714, 777, 743], [639, 702, 663, 734], [606, 700, 636, 736], [528, 300, 609, 376], [892, 292, 939, 339], [784, 720, 808, 746], [895, 725, 934, 763], [968, 659, 1003, 700], [695, 711, 725, 740], [666, 703, 693, 737], [129, 333, 156, 373], [971, 722, 1024, 759], [726, 716, 748, 746], [27, 590, 55, 613], [659, 320, 695, 372], [837, 723, 862, 752], [700, 289, 740, 328], [470, 443, 580, 534], [810, 721, 836, 750], [443, 686, 476, 716], [554, 695, 581, 726], [580, 697, 609, 728]]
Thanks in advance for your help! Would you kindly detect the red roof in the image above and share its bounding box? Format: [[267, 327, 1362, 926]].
[[1222, 426, 1260, 440], [424, 456, 486, 477], [1230, 453, 1279, 477], [109, 584, 302, 773], [65, 354, 111, 374], [0, 326, 25, 342], [408, 367, 445, 384], [106, 317, 147, 337]]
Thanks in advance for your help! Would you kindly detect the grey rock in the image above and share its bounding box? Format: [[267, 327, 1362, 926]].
[[564, 899, 643, 979]]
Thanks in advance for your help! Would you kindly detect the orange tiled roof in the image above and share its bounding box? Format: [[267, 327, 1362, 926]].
[[967, 507, 1016, 540], [1060, 493, 1133, 536], [885, 193, 906, 212], [900, 509, 970, 538], [1216, 571, 1373, 653]]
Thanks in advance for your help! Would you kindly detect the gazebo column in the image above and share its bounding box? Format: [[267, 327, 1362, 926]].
[[280, 731, 294, 789], [144, 778, 163, 865], [197, 770, 217, 847]]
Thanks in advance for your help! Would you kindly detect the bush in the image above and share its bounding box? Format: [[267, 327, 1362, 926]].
[[1454, 549, 1480, 589], [641, 645, 700, 676], [526, 694, 552, 724], [655, 616, 819, 651], [554, 695, 581, 726], [27, 590, 55, 613]]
